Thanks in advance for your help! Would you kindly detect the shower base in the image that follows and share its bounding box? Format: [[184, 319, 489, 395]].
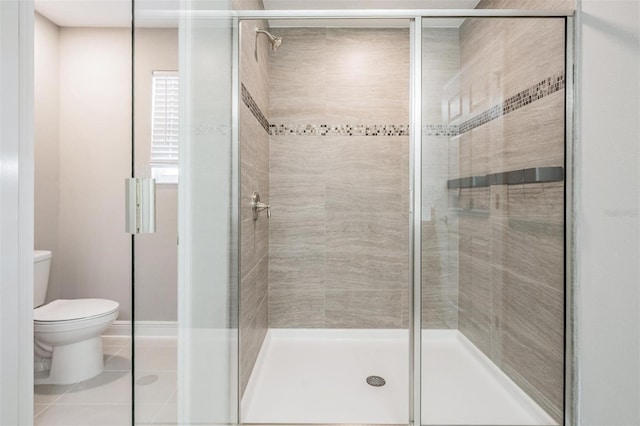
[[241, 329, 556, 425]]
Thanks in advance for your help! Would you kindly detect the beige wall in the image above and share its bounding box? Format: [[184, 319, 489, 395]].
[[35, 25, 178, 322], [268, 28, 410, 329], [455, 17, 566, 422], [134, 28, 179, 322], [34, 13, 61, 304], [57, 27, 132, 319]]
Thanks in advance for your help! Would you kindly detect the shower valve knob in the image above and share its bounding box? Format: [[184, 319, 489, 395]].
[[251, 192, 271, 220]]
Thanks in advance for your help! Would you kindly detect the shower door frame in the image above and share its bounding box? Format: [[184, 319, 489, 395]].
[[230, 9, 575, 426]]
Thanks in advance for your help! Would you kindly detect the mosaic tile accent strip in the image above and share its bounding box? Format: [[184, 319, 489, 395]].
[[269, 124, 409, 137], [503, 73, 565, 115], [423, 124, 459, 137], [241, 83, 270, 134], [242, 73, 564, 138], [458, 72, 565, 135]]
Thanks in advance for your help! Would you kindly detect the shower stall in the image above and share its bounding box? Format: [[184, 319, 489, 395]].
[[132, 4, 573, 426]]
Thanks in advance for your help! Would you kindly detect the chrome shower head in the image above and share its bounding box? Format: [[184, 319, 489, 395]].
[[256, 27, 283, 51]]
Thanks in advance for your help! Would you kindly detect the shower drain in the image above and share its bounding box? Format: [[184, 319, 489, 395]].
[[366, 375, 386, 387]]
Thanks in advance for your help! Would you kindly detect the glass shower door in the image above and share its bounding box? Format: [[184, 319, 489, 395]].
[[419, 16, 567, 426], [133, 1, 239, 425]]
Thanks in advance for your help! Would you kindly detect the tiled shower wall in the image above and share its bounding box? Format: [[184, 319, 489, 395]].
[[239, 19, 270, 395], [478, 0, 575, 9], [268, 28, 410, 329], [421, 28, 460, 329], [453, 17, 566, 422]]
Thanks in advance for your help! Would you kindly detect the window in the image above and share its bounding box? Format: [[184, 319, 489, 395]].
[[151, 71, 179, 184]]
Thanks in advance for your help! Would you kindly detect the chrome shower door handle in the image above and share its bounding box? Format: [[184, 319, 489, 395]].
[[251, 192, 271, 220]]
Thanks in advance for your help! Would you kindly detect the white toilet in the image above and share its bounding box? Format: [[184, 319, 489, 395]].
[[34, 250, 119, 385]]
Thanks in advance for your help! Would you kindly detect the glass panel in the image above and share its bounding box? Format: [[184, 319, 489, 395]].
[[133, 1, 238, 425], [420, 17, 566, 426], [33, 1, 133, 424], [237, 18, 412, 425], [133, 6, 179, 425]]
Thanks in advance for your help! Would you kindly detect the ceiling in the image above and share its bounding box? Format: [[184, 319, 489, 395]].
[[35, 0, 480, 28]]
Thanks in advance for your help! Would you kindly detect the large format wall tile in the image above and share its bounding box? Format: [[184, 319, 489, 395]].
[[239, 254, 268, 394], [491, 267, 564, 422], [269, 28, 326, 125], [268, 28, 411, 329], [478, 0, 576, 10], [239, 19, 270, 397], [421, 29, 461, 330], [268, 288, 325, 328], [455, 15, 566, 424], [325, 289, 403, 329], [325, 212, 408, 292], [324, 29, 409, 124], [422, 222, 458, 329]]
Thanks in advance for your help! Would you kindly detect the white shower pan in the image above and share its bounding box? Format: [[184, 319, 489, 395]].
[[241, 329, 556, 425]]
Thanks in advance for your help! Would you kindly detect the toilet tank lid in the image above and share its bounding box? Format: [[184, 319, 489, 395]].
[[34, 250, 52, 262]]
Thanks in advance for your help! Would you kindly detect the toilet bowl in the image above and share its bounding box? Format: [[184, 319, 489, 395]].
[[33, 251, 119, 385]]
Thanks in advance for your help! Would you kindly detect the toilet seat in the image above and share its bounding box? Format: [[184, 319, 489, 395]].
[[34, 299, 119, 324]]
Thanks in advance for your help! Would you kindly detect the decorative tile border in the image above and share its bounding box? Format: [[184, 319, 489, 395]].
[[270, 124, 409, 136], [458, 104, 502, 134], [242, 72, 564, 138], [423, 124, 459, 137], [458, 72, 565, 135], [503, 73, 565, 115], [241, 83, 270, 134]]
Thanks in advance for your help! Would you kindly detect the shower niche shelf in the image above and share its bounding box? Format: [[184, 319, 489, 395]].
[[447, 166, 564, 189]]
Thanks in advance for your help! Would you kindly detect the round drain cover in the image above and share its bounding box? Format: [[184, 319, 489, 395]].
[[366, 375, 386, 387]]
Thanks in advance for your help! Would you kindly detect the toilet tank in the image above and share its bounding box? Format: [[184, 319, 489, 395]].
[[34, 250, 52, 308]]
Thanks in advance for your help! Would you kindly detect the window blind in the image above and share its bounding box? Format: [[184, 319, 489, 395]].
[[151, 71, 179, 164]]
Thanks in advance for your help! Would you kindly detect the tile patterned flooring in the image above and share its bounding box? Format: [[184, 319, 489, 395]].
[[34, 336, 177, 426]]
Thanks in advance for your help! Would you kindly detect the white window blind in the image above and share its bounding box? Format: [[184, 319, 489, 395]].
[[151, 71, 179, 183]]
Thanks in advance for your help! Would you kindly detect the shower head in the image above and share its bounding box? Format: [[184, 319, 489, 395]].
[[256, 27, 283, 51]]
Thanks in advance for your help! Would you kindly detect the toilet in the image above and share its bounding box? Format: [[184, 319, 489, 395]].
[[33, 250, 119, 385]]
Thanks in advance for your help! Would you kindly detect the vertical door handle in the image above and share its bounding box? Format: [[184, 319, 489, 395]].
[[125, 178, 156, 234]]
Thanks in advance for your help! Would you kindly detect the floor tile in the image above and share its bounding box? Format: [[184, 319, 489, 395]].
[[152, 402, 177, 424], [57, 371, 132, 404], [133, 403, 163, 424], [34, 404, 49, 417], [104, 346, 132, 371], [34, 404, 131, 425], [134, 347, 177, 371], [134, 371, 177, 404], [35, 336, 180, 425], [34, 383, 74, 404]]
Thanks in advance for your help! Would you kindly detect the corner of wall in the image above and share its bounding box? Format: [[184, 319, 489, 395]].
[[34, 11, 61, 303]]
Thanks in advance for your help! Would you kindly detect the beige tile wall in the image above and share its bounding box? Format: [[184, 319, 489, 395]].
[[239, 19, 270, 396], [454, 16, 566, 423], [421, 28, 460, 329], [477, 0, 576, 9], [268, 28, 410, 329]]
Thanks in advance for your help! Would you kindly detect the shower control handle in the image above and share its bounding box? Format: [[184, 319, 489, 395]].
[[251, 192, 271, 220]]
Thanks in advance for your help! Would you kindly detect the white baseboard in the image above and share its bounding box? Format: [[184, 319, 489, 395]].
[[105, 320, 177, 337]]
